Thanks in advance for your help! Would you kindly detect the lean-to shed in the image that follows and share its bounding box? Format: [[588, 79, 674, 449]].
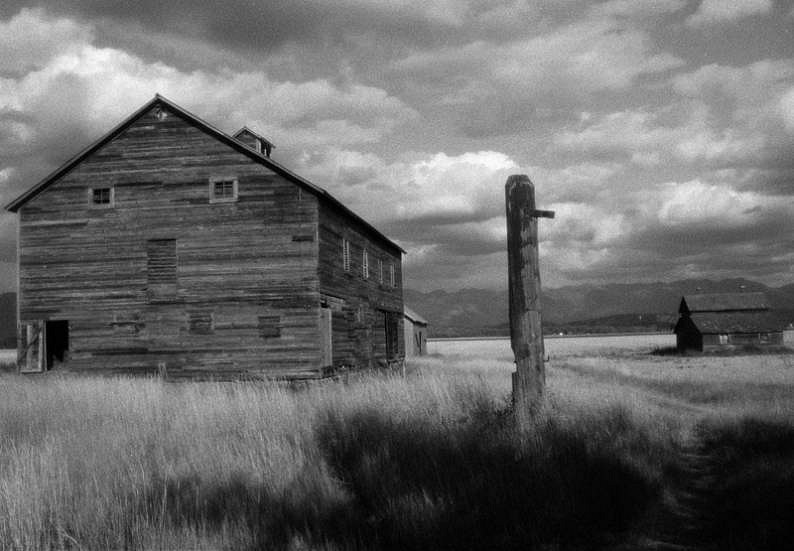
[[6, 95, 405, 378], [403, 306, 428, 357]]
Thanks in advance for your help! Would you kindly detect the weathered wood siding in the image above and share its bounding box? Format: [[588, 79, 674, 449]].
[[18, 105, 322, 378], [318, 204, 404, 369], [702, 331, 783, 351]]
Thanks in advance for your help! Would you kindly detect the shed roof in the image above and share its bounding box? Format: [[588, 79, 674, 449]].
[[5, 94, 404, 254], [404, 306, 428, 325], [680, 311, 782, 334], [679, 292, 769, 314]]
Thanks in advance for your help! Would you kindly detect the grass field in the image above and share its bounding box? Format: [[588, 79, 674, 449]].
[[0, 338, 792, 550]]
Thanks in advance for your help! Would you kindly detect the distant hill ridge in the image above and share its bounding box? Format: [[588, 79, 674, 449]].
[[404, 279, 794, 337]]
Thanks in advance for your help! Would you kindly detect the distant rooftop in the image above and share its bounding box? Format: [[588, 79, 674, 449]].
[[682, 311, 781, 334], [404, 306, 428, 325], [679, 292, 769, 314]]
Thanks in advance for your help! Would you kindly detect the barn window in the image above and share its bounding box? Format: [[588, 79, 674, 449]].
[[389, 262, 396, 287], [342, 238, 351, 272], [258, 316, 281, 338], [718, 334, 728, 345], [89, 187, 114, 207], [362, 249, 369, 279], [378, 258, 384, 284], [209, 177, 238, 203]]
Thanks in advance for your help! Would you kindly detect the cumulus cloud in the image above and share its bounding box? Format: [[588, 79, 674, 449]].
[[554, 57, 794, 168], [0, 8, 91, 72], [655, 180, 777, 227], [297, 149, 520, 226], [686, 0, 773, 27], [0, 8, 416, 181], [393, 14, 683, 136]]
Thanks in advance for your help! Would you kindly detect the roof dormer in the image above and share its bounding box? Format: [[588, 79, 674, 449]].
[[233, 126, 275, 158]]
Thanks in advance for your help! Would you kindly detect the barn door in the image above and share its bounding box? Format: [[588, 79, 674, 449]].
[[18, 322, 45, 373], [320, 306, 333, 367], [384, 312, 399, 359]]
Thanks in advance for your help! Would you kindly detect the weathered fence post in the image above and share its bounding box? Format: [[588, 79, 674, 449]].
[[505, 175, 554, 429]]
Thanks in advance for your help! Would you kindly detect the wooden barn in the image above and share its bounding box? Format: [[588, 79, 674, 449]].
[[6, 95, 405, 379], [403, 306, 428, 357], [674, 292, 782, 352]]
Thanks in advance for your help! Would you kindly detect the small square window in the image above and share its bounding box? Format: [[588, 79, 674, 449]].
[[209, 178, 238, 203], [89, 187, 113, 207]]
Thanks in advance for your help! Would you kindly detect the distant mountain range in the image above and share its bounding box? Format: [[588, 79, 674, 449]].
[[405, 278, 794, 337], [1, 279, 793, 344]]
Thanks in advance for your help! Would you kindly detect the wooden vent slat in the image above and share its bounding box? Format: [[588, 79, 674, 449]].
[[147, 239, 177, 302]]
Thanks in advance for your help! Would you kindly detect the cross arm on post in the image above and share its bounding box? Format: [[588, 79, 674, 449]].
[[530, 209, 555, 219]]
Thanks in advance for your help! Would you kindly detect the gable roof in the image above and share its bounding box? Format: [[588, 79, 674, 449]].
[[5, 94, 404, 254], [676, 311, 782, 334], [679, 292, 769, 314], [404, 306, 428, 325]]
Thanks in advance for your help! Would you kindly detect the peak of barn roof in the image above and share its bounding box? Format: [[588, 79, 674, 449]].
[[4, 94, 404, 254], [679, 292, 769, 314], [404, 306, 428, 325]]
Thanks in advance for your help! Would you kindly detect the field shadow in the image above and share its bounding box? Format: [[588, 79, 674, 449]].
[[312, 406, 656, 550], [686, 418, 794, 551], [130, 406, 658, 550]]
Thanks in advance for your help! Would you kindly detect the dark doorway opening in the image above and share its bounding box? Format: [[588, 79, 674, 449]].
[[46, 320, 69, 370], [384, 312, 399, 359]]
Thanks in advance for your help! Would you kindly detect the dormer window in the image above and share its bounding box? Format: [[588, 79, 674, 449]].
[[89, 186, 114, 207], [233, 127, 275, 157], [209, 177, 238, 203]]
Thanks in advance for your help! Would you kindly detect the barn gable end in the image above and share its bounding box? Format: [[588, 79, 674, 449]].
[[8, 95, 404, 378]]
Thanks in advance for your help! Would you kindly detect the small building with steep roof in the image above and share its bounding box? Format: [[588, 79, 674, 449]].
[[674, 292, 783, 352], [403, 306, 428, 357]]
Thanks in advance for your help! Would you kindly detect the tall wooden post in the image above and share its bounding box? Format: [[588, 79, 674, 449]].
[[505, 175, 554, 428]]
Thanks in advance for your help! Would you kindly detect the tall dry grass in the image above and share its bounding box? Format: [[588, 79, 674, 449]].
[[0, 344, 792, 550], [0, 362, 681, 550]]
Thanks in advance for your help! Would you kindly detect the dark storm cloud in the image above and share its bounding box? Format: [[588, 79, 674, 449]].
[[8, 0, 479, 69]]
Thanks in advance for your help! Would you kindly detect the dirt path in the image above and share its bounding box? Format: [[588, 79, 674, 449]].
[[634, 427, 716, 551]]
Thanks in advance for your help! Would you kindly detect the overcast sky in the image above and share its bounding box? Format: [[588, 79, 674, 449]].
[[1, 1, 793, 292]]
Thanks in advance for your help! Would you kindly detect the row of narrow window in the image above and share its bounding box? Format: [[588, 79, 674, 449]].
[[342, 238, 396, 286], [88, 178, 239, 207]]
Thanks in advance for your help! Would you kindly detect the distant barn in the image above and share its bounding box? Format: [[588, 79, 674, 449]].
[[6, 95, 405, 379], [403, 306, 428, 357], [674, 292, 782, 352]]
